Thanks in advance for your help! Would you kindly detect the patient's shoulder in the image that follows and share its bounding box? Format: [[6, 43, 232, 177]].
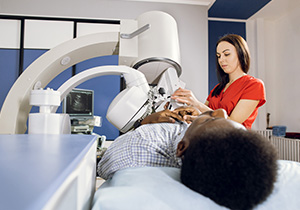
[[135, 123, 187, 139]]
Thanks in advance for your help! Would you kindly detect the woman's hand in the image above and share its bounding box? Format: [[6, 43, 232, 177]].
[[171, 88, 211, 113], [171, 88, 201, 109]]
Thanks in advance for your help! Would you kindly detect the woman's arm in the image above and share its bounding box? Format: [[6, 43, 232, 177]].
[[228, 99, 259, 124], [171, 88, 212, 113]]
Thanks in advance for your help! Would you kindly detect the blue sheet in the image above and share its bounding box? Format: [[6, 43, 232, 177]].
[[92, 160, 300, 210]]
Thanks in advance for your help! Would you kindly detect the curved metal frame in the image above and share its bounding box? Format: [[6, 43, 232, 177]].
[[0, 32, 119, 134]]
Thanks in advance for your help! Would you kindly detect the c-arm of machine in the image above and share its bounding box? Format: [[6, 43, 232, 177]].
[[0, 11, 183, 134]]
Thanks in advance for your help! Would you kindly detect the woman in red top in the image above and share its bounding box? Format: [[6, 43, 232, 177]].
[[171, 34, 266, 129]]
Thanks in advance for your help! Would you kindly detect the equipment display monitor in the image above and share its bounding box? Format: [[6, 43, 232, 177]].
[[63, 88, 94, 120]]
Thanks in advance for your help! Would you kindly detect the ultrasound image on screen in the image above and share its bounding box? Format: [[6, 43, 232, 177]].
[[65, 89, 93, 118]]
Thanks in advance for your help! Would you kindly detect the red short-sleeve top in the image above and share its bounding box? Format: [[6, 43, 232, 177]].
[[206, 75, 266, 129]]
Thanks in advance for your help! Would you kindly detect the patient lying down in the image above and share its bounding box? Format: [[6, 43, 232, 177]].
[[97, 107, 278, 210]]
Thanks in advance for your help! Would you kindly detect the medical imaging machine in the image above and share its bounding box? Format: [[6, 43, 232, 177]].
[[0, 11, 184, 135], [0, 11, 186, 210]]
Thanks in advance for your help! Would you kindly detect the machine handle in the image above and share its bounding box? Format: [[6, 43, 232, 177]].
[[120, 24, 150, 39]]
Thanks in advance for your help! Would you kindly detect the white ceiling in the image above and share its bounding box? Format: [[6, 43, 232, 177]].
[[117, 0, 215, 6]]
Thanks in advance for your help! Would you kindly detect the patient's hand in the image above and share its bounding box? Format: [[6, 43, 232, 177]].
[[141, 106, 200, 125], [141, 109, 183, 125], [173, 106, 201, 124]]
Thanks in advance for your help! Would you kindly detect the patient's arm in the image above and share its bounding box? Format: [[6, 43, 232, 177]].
[[141, 106, 200, 125], [141, 109, 181, 125]]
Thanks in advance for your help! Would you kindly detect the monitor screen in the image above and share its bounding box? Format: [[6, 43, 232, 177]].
[[63, 88, 94, 120]]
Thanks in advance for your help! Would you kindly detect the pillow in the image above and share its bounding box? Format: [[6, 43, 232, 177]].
[[92, 160, 300, 210]]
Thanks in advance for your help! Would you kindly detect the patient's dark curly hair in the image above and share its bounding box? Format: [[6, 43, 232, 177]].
[[181, 127, 278, 210]]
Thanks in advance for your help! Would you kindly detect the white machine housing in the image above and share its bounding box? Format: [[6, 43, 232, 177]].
[[28, 88, 71, 134]]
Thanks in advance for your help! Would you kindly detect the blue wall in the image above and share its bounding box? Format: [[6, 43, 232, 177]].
[[0, 49, 19, 110]]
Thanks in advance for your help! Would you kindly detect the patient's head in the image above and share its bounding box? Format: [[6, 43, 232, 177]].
[[177, 109, 278, 210]]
